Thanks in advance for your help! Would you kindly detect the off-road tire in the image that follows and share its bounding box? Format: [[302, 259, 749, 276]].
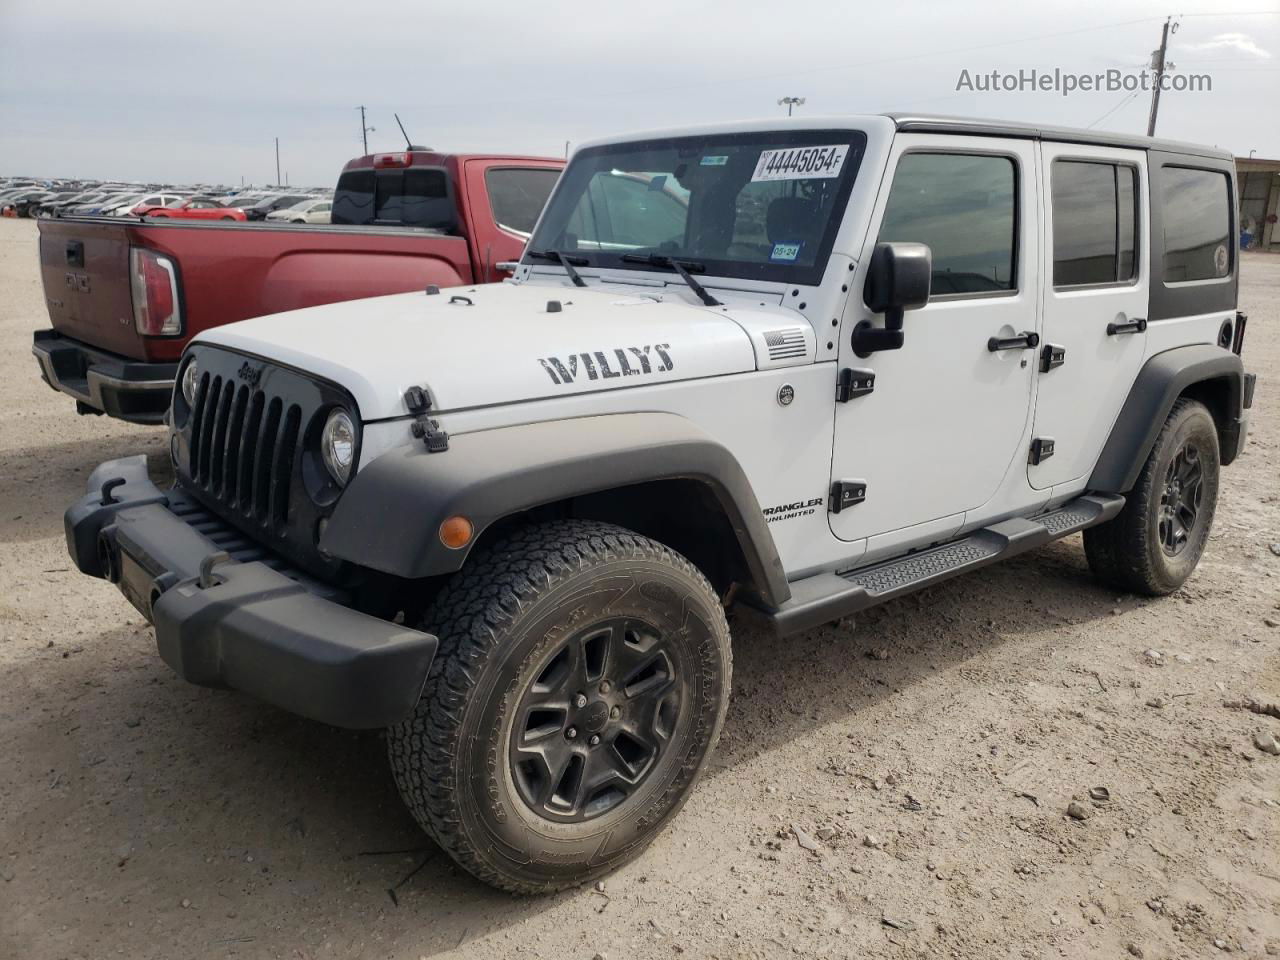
[[1084, 398, 1220, 595], [387, 519, 732, 894]]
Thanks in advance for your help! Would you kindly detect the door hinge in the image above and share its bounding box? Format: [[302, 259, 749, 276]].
[[829, 480, 867, 513], [404, 386, 449, 453], [835, 367, 875, 403], [1028, 437, 1055, 465], [1039, 343, 1066, 373]]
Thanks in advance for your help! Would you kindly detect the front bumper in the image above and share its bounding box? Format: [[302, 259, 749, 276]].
[[66, 455, 437, 729], [32, 329, 177, 425]]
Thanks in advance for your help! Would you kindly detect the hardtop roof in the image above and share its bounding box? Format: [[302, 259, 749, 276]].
[[575, 114, 1232, 163], [885, 113, 1232, 161]]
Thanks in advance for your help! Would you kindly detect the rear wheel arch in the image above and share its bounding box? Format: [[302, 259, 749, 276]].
[[1089, 344, 1243, 494], [1177, 375, 1241, 462]]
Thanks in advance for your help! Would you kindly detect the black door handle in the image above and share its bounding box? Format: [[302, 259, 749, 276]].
[[987, 331, 1040, 352], [1106, 317, 1147, 336]]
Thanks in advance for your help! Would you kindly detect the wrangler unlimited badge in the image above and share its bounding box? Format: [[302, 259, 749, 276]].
[[762, 497, 824, 523]]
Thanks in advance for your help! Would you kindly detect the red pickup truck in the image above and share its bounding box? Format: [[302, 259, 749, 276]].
[[32, 151, 563, 424]]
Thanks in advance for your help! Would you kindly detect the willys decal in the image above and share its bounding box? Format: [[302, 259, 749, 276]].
[[538, 345, 673, 385]]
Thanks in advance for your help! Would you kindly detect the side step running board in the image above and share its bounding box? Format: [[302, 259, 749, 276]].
[[754, 494, 1124, 637]]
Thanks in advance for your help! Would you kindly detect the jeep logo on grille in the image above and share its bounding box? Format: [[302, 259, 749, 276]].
[[236, 362, 262, 387]]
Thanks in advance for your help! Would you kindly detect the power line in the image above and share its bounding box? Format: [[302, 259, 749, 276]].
[[1087, 90, 1143, 128], [394, 15, 1175, 116]]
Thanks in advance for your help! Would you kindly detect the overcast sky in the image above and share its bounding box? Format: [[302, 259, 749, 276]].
[[1, 0, 1276, 186]]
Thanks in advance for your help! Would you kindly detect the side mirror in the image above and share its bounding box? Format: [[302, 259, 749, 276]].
[[853, 242, 932, 356]]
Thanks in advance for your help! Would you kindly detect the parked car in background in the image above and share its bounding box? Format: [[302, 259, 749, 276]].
[[265, 197, 332, 224], [115, 194, 184, 217], [67, 194, 137, 217], [241, 194, 316, 221], [0, 189, 41, 215], [146, 197, 247, 221], [26, 192, 84, 217], [31, 150, 563, 422], [34, 191, 115, 218], [96, 194, 146, 216], [129, 197, 190, 217]]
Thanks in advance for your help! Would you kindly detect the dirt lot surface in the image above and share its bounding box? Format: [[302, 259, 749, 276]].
[[0, 216, 1277, 960]]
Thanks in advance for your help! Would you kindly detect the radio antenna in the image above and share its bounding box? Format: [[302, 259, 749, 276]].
[[394, 113, 413, 150]]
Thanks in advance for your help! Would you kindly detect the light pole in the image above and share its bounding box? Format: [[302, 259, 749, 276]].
[[274, 137, 281, 187], [357, 105, 375, 155], [777, 96, 806, 117]]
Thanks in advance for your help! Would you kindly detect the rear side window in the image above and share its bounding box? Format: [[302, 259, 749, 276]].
[[1161, 167, 1231, 282], [1051, 160, 1139, 286], [486, 167, 560, 235], [878, 153, 1017, 295], [332, 170, 373, 224]]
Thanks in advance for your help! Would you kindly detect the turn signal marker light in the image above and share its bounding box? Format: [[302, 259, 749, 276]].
[[439, 516, 474, 550]]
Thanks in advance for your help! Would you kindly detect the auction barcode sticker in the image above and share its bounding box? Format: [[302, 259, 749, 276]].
[[751, 144, 849, 182]]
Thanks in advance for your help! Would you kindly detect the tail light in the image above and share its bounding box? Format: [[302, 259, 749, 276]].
[[373, 152, 412, 169], [130, 248, 182, 336]]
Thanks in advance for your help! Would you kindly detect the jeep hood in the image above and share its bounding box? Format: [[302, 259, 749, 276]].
[[194, 282, 763, 420]]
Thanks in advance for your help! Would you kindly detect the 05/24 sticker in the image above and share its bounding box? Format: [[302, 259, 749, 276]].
[[752, 144, 849, 182]]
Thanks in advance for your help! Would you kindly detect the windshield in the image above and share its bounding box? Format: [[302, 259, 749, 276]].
[[527, 129, 865, 286]]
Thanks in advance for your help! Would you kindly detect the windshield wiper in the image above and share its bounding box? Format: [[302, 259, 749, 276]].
[[620, 254, 721, 307], [527, 249, 587, 287]]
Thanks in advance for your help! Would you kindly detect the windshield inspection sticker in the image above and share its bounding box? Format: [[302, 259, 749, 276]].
[[770, 243, 801, 262], [700, 155, 729, 166], [752, 144, 849, 182]]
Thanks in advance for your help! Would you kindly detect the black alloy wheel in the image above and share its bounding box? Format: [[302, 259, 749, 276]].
[[508, 616, 682, 823], [1158, 440, 1205, 557]]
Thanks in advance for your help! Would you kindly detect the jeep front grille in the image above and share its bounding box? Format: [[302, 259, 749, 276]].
[[174, 345, 359, 582], [188, 373, 301, 533]]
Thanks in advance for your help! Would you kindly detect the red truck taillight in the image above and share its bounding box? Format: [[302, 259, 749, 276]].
[[130, 248, 182, 336]]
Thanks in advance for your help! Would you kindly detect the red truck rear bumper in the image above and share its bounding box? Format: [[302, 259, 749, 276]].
[[32, 329, 176, 425]]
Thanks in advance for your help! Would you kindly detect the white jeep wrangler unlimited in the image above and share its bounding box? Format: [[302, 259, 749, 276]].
[[67, 114, 1254, 893]]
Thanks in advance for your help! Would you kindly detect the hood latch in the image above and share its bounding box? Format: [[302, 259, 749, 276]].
[[404, 386, 449, 453]]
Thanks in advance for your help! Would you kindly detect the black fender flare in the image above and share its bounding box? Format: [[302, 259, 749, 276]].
[[1089, 344, 1244, 494], [322, 412, 790, 606]]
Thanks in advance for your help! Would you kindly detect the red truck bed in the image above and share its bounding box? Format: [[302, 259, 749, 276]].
[[32, 153, 562, 423]]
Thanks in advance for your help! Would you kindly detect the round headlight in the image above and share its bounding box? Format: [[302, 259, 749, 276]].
[[321, 409, 356, 486], [180, 357, 199, 406]]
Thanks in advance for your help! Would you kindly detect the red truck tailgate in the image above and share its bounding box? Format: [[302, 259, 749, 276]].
[[39, 219, 147, 359]]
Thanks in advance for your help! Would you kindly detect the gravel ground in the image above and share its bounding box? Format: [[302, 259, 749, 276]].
[[0, 216, 1277, 960]]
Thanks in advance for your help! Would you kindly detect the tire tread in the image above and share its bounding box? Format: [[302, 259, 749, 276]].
[[387, 519, 730, 894], [1084, 398, 1218, 595]]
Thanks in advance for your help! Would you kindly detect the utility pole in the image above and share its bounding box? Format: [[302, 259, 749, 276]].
[[778, 96, 806, 117], [274, 137, 281, 187], [1146, 17, 1178, 137], [357, 105, 375, 154]]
